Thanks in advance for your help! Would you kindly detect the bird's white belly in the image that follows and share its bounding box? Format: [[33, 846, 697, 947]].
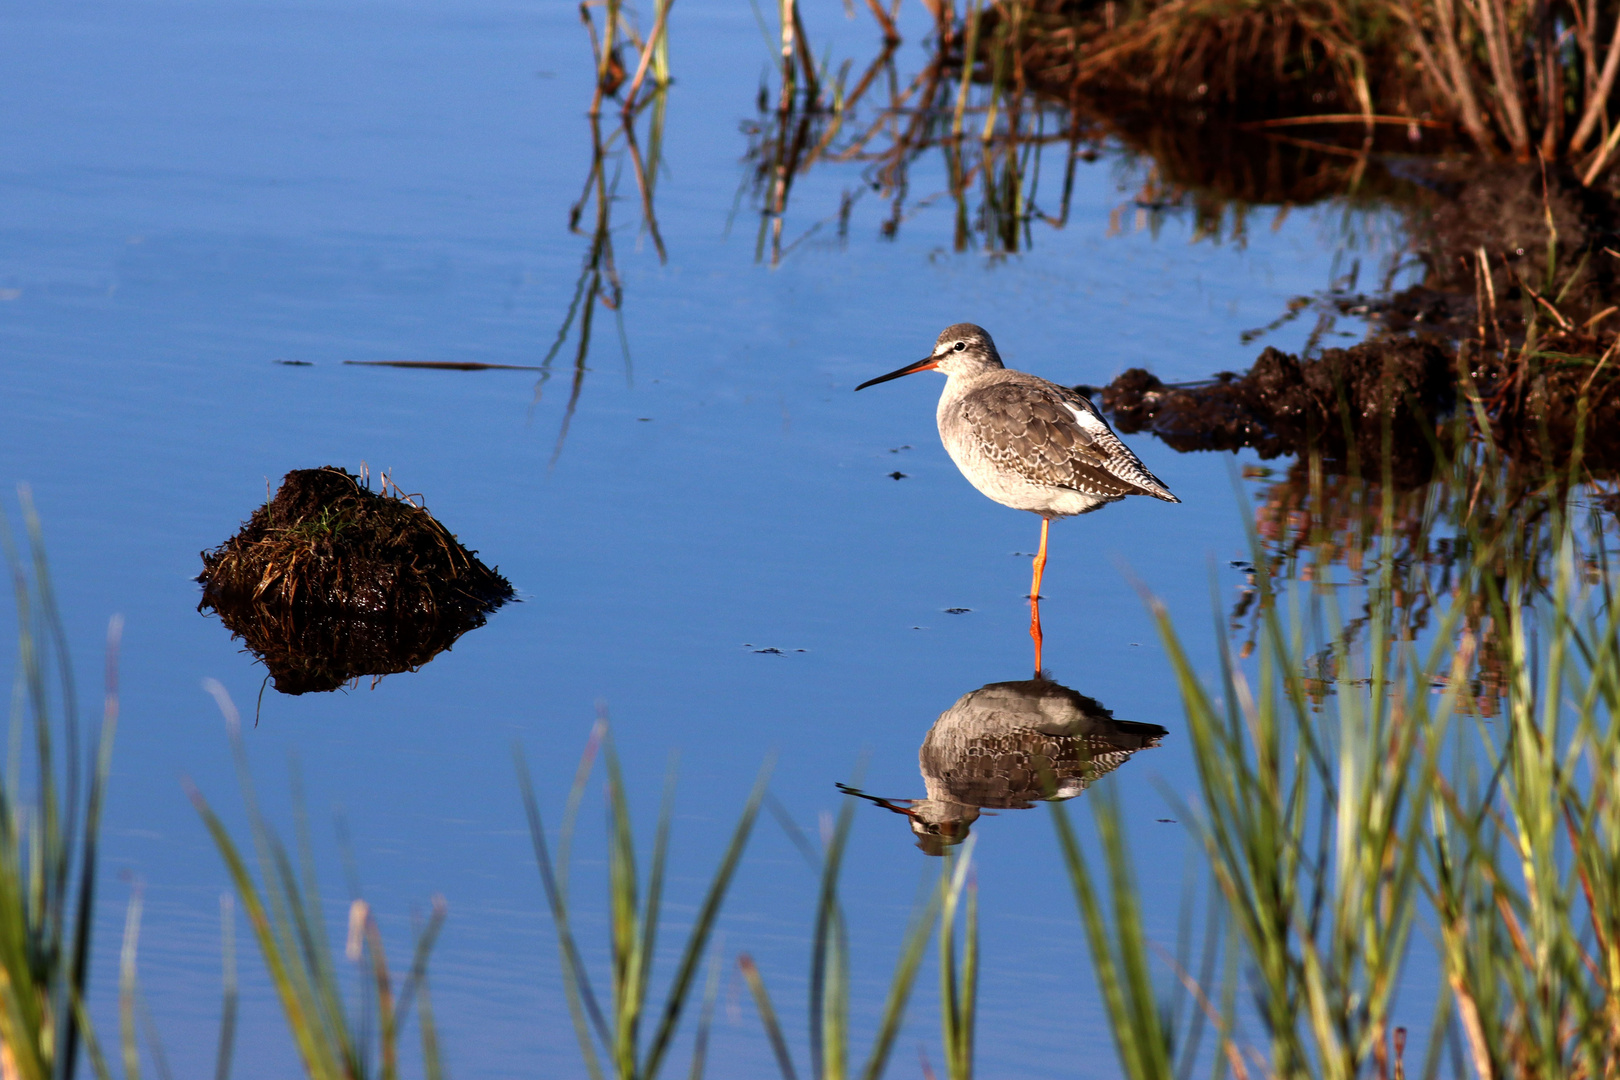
[[939, 428, 1117, 518]]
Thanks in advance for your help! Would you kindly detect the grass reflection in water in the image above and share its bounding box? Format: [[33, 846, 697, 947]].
[[538, 98, 669, 465]]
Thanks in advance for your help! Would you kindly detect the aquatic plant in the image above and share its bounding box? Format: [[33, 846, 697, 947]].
[[0, 489, 120, 1080], [738, 790, 949, 1080], [540, 86, 670, 461], [1057, 435, 1620, 1076], [192, 682, 447, 1080], [516, 719, 770, 1080], [743, 0, 1443, 263], [924, 0, 1620, 172]]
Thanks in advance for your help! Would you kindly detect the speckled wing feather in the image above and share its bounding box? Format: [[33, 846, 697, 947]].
[[956, 379, 1179, 501], [921, 721, 1168, 808]]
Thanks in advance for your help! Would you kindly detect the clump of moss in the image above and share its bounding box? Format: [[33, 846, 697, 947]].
[[199, 467, 513, 616], [197, 467, 514, 695]]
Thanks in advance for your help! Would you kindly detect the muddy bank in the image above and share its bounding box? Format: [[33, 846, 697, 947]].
[[1090, 157, 1620, 482], [1090, 337, 1455, 483], [198, 467, 513, 694], [1094, 337, 1620, 482]]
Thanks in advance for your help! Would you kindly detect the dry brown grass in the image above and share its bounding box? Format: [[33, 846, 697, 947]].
[[968, 0, 1620, 177], [197, 466, 512, 618]]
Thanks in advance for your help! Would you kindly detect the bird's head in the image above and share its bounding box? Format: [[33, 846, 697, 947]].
[[855, 323, 1004, 390], [835, 783, 979, 856]]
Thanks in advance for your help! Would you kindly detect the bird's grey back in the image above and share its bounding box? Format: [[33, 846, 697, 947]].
[[919, 680, 1167, 809], [943, 371, 1177, 503]]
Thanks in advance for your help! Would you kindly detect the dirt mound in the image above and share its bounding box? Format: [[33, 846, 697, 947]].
[[199, 467, 513, 615], [197, 467, 513, 694]]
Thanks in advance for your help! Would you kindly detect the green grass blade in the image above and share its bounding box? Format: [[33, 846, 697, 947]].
[[514, 743, 610, 1080], [119, 886, 142, 1080], [600, 732, 642, 1076], [639, 755, 773, 1080], [395, 895, 448, 1022], [188, 780, 335, 1080], [856, 873, 943, 1080], [686, 946, 723, 1080], [69, 991, 114, 1080], [1049, 796, 1170, 1080], [739, 954, 799, 1080], [60, 615, 120, 1080], [940, 838, 978, 1080], [637, 756, 679, 1046], [214, 893, 239, 1080], [813, 786, 860, 1080]]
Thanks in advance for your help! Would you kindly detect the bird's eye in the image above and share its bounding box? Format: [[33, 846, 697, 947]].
[[953, 341, 966, 352]]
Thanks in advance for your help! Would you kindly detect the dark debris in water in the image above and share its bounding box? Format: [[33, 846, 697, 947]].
[[344, 360, 543, 372], [1096, 337, 1454, 484], [197, 467, 513, 695]]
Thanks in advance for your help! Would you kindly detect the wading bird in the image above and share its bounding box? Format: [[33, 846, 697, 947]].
[[856, 323, 1178, 673]]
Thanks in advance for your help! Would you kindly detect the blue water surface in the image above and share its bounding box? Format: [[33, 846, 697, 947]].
[[0, 0, 1407, 1074]]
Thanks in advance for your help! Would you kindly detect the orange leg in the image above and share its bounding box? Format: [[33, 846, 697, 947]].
[[1029, 517, 1049, 676]]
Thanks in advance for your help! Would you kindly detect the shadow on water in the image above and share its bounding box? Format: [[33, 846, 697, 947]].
[[1218, 445, 1620, 717], [197, 467, 513, 697], [840, 676, 1166, 854], [197, 602, 505, 696]]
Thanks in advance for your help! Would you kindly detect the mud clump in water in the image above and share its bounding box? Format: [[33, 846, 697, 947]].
[[198, 467, 514, 695], [1095, 338, 1454, 482]]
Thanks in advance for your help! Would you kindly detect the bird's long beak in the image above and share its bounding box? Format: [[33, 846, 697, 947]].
[[836, 783, 919, 819], [855, 355, 939, 391]]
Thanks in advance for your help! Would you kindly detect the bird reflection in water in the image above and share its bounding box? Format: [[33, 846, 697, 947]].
[[840, 678, 1166, 855]]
